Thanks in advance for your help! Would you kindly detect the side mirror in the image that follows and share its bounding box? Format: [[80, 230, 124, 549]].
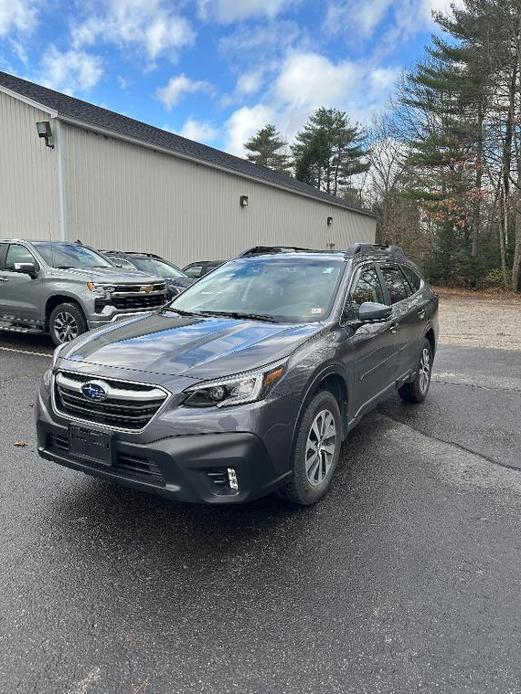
[[13, 262, 38, 278], [358, 302, 392, 323]]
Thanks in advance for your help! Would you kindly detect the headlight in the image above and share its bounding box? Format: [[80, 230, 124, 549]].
[[183, 362, 286, 408], [87, 282, 115, 296]]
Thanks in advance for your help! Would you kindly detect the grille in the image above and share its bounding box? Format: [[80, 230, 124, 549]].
[[54, 371, 169, 431], [100, 282, 167, 312], [115, 454, 164, 483], [111, 294, 166, 310]]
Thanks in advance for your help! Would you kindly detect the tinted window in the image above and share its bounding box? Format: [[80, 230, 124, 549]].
[[343, 266, 384, 321], [401, 265, 422, 292], [5, 244, 35, 270], [131, 256, 186, 279], [33, 243, 112, 269], [184, 264, 203, 278], [0, 243, 8, 269], [171, 257, 345, 323], [380, 266, 412, 304], [109, 256, 136, 270]]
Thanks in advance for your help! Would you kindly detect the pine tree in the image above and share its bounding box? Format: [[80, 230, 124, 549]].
[[292, 108, 369, 197], [244, 124, 291, 175]]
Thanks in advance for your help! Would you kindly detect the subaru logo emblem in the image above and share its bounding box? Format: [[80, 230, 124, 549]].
[[82, 381, 109, 402]]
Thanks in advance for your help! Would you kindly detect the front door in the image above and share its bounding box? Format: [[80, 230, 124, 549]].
[[339, 264, 398, 421], [0, 243, 43, 327]]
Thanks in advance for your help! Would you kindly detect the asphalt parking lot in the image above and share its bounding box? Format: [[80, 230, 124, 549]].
[[1, 326, 521, 693]]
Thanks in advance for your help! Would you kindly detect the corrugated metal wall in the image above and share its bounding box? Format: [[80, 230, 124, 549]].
[[0, 91, 59, 239], [63, 124, 376, 265]]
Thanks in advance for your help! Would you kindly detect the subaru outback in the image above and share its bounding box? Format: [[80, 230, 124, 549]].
[[36, 244, 438, 506]]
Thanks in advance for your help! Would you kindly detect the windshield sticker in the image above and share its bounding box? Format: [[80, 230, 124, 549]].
[[311, 308, 323, 314]]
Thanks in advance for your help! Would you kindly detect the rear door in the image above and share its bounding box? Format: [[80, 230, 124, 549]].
[[0, 243, 43, 326], [340, 263, 398, 419], [378, 264, 419, 379]]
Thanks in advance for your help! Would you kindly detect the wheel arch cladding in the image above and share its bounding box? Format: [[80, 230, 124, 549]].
[[45, 296, 85, 324], [425, 327, 436, 355], [295, 368, 349, 443]]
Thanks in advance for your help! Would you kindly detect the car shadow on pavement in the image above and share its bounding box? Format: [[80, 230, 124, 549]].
[[37, 418, 380, 598]]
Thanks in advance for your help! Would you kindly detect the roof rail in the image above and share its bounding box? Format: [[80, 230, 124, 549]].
[[239, 245, 314, 257], [345, 243, 406, 261]]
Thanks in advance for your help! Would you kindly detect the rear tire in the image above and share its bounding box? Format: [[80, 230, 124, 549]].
[[279, 390, 342, 506], [49, 302, 87, 346], [399, 338, 433, 403]]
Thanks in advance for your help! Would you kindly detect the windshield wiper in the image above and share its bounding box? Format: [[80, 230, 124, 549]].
[[167, 308, 205, 318], [197, 310, 281, 323]]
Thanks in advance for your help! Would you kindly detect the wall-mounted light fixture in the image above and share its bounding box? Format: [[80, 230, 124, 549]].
[[36, 121, 54, 149], [240, 195, 249, 208], [327, 216, 333, 226]]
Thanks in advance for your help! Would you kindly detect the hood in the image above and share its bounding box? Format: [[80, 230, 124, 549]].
[[49, 266, 164, 284], [60, 310, 324, 379]]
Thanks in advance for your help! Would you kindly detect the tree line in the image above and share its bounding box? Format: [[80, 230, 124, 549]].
[[244, 0, 521, 293]]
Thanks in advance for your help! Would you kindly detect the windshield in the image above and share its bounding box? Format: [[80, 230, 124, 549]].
[[169, 256, 345, 323], [131, 256, 186, 279], [34, 243, 113, 269]]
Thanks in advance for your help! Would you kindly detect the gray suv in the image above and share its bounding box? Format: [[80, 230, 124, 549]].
[[36, 244, 439, 506], [0, 240, 167, 345]]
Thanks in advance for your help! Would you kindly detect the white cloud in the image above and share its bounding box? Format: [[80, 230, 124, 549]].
[[0, 0, 38, 37], [325, 0, 463, 41], [275, 52, 359, 111], [72, 0, 195, 62], [198, 0, 297, 23], [236, 70, 263, 95], [156, 74, 213, 110], [37, 46, 102, 94], [179, 117, 219, 143], [223, 51, 400, 157], [325, 0, 391, 37], [225, 104, 274, 156]]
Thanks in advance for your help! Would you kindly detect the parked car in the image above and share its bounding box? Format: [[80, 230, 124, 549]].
[[0, 240, 167, 345], [101, 250, 193, 300], [37, 244, 438, 506], [183, 259, 224, 279]]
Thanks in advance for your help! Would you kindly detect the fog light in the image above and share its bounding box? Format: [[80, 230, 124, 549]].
[[227, 467, 239, 491]]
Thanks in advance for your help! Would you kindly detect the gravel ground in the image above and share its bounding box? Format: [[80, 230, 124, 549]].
[[438, 290, 521, 351]]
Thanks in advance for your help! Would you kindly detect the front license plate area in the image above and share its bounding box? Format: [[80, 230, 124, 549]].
[[69, 425, 113, 467]]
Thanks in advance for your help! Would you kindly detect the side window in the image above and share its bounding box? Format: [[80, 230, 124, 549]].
[[343, 266, 385, 322], [5, 244, 36, 270], [185, 265, 203, 278], [380, 265, 412, 305], [0, 243, 8, 270], [401, 265, 422, 293]]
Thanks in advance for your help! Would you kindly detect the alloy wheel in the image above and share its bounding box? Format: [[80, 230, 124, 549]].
[[305, 409, 337, 487], [54, 311, 79, 343], [419, 347, 431, 394]]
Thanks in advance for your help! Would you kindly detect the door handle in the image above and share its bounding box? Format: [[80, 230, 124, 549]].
[[0, 278, 9, 283], [389, 321, 399, 334], [417, 309, 426, 320]]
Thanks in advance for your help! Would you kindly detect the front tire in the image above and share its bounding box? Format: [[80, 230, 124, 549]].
[[49, 302, 87, 346], [280, 390, 342, 506], [399, 338, 433, 403]]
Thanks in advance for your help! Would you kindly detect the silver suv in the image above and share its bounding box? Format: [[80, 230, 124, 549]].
[[0, 240, 167, 345]]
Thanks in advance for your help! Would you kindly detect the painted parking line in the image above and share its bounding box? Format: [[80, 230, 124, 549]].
[[0, 345, 52, 358]]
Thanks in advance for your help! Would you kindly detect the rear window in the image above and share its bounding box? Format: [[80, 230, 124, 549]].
[[401, 265, 422, 293], [380, 265, 412, 305]]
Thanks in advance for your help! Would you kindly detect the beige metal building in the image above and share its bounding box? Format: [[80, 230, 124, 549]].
[[0, 72, 376, 266]]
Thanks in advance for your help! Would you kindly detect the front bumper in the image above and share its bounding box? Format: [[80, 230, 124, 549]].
[[36, 377, 292, 504]]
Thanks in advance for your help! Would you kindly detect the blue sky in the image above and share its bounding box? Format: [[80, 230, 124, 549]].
[[0, 0, 456, 156]]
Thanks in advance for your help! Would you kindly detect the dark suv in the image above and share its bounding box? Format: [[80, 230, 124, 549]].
[[101, 251, 193, 300], [36, 244, 438, 506]]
